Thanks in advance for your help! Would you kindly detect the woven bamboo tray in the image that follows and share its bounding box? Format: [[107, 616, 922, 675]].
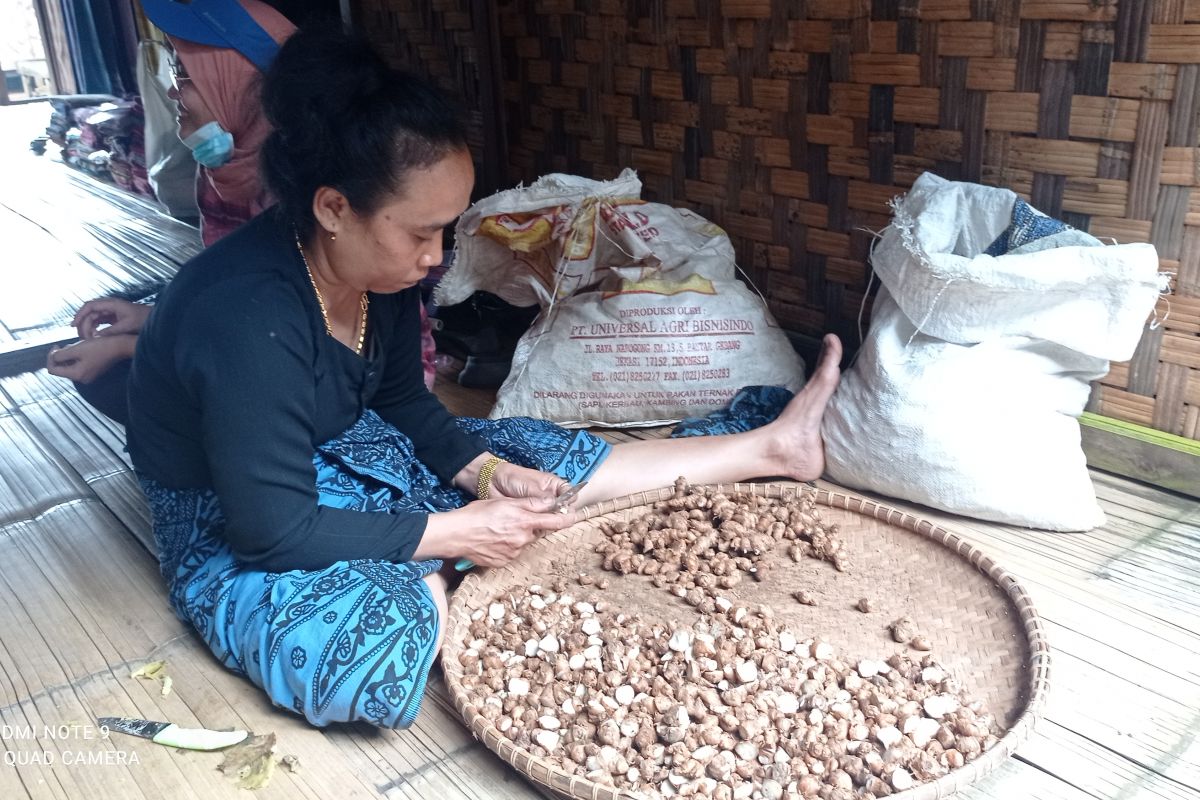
[[443, 482, 1051, 800]]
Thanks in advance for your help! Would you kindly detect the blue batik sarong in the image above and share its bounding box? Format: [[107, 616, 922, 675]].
[[671, 385, 794, 438], [140, 411, 610, 729]]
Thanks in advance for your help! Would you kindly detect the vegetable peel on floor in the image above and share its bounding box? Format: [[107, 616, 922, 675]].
[[130, 660, 173, 697], [218, 733, 276, 790]]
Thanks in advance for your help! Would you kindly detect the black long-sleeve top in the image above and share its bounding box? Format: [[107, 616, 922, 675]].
[[127, 209, 486, 572]]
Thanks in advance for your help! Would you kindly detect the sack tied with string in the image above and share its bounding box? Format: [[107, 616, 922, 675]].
[[822, 172, 1165, 531], [436, 169, 805, 428]]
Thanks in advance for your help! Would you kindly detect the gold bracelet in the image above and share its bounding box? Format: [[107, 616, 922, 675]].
[[476, 455, 504, 499]]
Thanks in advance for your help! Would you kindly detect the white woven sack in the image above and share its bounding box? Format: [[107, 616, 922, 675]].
[[823, 173, 1163, 531], [437, 170, 722, 308], [438, 169, 805, 427], [491, 280, 803, 428], [871, 173, 1161, 360], [824, 290, 1110, 530]]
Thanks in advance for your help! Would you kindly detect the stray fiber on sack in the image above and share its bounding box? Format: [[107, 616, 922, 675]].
[[822, 173, 1164, 531]]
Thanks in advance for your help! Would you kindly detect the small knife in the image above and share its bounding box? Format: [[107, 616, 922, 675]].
[[98, 716, 248, 751], [455, 481, 588, 572], [550, 480, 588, 513]]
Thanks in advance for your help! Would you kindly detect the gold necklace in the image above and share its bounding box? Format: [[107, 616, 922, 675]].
[[294, 232, 369, 355]]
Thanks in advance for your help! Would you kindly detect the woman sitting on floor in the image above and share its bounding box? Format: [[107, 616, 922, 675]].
[[126, 29, 843, 729]]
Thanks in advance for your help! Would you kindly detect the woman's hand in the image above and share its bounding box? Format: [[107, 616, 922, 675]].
[[46, 334, 137, 383], [415, 496, 578, 568], [489, 461, 569, 503], [452, 452, 570, 505], [73, 298, 153, 339]]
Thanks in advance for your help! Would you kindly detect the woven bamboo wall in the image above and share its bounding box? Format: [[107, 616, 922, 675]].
[[355, 0, 1200, 441]]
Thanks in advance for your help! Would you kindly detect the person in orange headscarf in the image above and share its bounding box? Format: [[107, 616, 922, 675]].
[[163, 0, 296, 244], [47, 0, 297, 422]]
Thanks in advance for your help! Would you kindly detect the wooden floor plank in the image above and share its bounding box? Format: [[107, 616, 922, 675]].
[[1081, 416, 1200, 499], [1044, 645, 1200, 788], [0, 328, 78, 379], [1, 373, 131, 478], [1023, 721, 1200, 800]]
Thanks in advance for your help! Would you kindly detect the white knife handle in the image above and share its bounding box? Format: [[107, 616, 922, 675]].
[[151, 724, 249, 750]]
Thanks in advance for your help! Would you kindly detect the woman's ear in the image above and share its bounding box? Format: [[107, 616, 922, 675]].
[[311, 186, 352, 237]]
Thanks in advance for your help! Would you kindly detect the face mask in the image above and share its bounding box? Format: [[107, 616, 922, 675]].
[[182, 121, 235, 169]]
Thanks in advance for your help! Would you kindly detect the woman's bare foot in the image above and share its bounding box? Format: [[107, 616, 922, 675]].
[[767, 333, 843, 481]]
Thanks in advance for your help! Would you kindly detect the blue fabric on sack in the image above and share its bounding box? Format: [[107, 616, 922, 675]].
[[671, 385, 793, 438], [983, 198, 1100, 257], [141, 410, 610, 729]]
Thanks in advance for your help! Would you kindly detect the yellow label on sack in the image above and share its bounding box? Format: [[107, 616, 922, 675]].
[[478, 210, 561, 252], [603, 273, 717, 298]]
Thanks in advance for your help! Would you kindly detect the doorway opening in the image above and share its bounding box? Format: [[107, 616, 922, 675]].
[[0, 0, 55, 103]]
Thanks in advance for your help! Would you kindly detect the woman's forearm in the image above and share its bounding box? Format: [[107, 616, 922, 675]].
[[451, 450, 496, 495], [117, 332, 140, 358], [412, 511, 462, 561]]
